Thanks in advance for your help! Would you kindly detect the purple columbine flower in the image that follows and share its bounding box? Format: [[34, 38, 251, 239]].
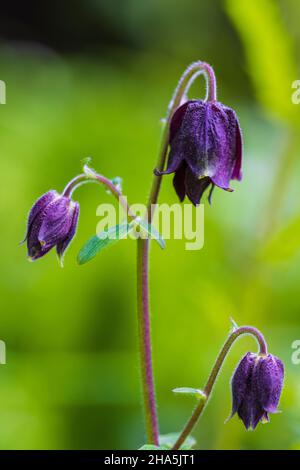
[[231, 352, 284, 430], [22, 190, 80, 263], [157, 99, 242, 205]]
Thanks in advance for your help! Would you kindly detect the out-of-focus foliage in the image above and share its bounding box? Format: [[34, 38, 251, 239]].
[[0, 0, 299, 450], [226, 0, 298, 124], [261, 215, 300, 262]]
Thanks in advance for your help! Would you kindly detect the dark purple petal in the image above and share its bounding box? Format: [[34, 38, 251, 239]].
[[231, 352, 256, 417], [162, 99, 243, 202], [158, 144, 185, 176], [237, 395, 263, 430], [231, 118, 243, 181], [22, 190, 58, 244], [231, 351, 266, 430], [248, 403, 265, 430], [209, 105, 239, 190], [27, 207, 53, 260], [25, 191, 80, 262], [29, 242, 54, 261], [255, 354, 284, 414], [173, 162, 187, 202], [171, 101, 211, 178], [169, 101, 193, 142], [185, 169, 211, 206], [236, 399, 252, 429], [230, 351, 284, 431], [56, 202, 80, 262], [38, 197, 73, 246], [156, 102, 197, 177]]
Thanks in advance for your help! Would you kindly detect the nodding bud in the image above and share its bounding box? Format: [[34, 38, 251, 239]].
[[231, 352, 284, 430], [22, 190, 80, 263], [157, 99, 242, 205]]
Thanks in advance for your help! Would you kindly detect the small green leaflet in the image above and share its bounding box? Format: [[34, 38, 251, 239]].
[[173, 387, 207, 401], [139, 445, 166, 450], [139, 433, 196, 450], [77, 217, 165, 265], [160, 433, 196, 450], [133, 217, 165, 249], [77, 223, 133, 265]]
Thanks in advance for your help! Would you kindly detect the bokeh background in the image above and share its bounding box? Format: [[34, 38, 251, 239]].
[[0, 0, 300, 450]]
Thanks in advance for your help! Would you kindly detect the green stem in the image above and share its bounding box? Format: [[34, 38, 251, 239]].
[[172, 326, 267, 450], [137, 61, 217, 444]]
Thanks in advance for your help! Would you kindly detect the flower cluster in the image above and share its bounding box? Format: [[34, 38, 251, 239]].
[[22, 62, 285, 448]]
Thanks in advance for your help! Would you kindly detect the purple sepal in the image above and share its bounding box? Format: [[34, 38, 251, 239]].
[[24, 191, 80, 262], [38, 197, 74, 246], [56, 202, 80, 263], [21, 190, 58, 244], [158, 99, 243, 205], [231, 352, 284, 430]]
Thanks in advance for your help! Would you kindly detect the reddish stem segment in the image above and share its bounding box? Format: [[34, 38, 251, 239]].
[[137, 62, 217, 445], [137, 238, 159, 444], [62, 167, 135, 221], [62, 63, 217, 445], [63, 63, 219, 445]]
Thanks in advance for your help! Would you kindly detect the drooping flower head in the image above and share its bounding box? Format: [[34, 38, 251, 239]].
[[231, 352, 284, 430], [157, 99, 242, 205], [22, 190, 80, 263]]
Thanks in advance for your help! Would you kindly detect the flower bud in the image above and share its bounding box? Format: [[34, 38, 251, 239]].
[[157, 99, 242, 205], [23, 190, 80, 262], [231, 352, 284, 430]]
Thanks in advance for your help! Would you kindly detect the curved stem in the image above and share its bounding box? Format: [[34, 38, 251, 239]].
[[150, 62, 216, 212], [62, 173, 88, 197], [62, 167, 134, 220], [172, 326, 268, 450], [137, 62, 217, 445]]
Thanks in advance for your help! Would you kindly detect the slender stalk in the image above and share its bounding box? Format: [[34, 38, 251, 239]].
[[137, 238, 159, 444], [137, 62, 217, 444], [62, 166, 134, 220], [172, 326, 268, 450]]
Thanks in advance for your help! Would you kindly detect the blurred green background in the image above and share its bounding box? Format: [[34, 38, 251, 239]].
[[0, 0, 300, 450]]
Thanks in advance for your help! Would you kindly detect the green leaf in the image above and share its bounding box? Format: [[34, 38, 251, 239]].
[[139, 433, 196, 450], [139, 445, 168, 450], [159, 433, 196, 450], [172, 387, 206, 401], [77, 223, 132, 265], [133, 217, 165, 249]]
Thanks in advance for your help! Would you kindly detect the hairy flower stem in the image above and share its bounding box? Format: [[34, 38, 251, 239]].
[[137, 62, 217, 444], [172, 326, 268, 450], [62, 166, 135, 220]]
